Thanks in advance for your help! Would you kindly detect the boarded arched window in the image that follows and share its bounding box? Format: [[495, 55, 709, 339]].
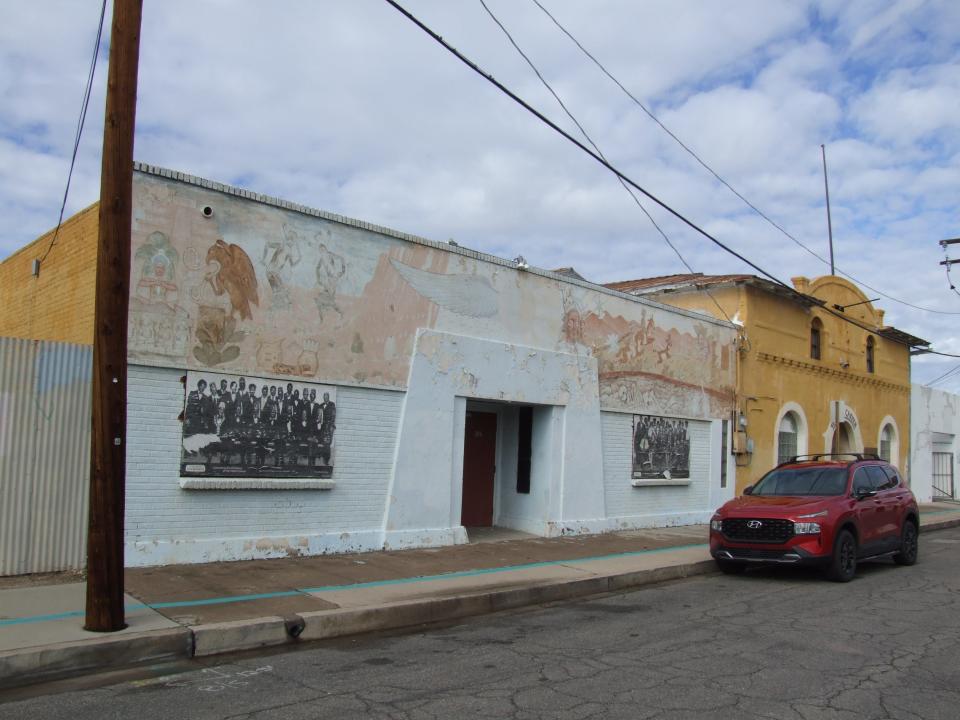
[[810, 318, 823, 360], [778, 413, 798, 464], [880, 424, 894, 462], [866, 336, 875, 373]]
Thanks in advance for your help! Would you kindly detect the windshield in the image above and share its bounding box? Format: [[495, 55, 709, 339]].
[[752, 466, 848, 496]]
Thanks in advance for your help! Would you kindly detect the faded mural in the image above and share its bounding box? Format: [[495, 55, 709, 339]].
[[130, 171, 735, 419], [632, 414, 691, 480], [182, 371, 336, 479]]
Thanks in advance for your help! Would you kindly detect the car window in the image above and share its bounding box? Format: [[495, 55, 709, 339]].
[[852, 467, 875, 494], [881, 465, 901, 488], [866, 465, 891, 491], [753, 466, 848, 496]]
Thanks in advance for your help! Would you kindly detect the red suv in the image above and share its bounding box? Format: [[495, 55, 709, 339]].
[[709, 454, 919, 582]]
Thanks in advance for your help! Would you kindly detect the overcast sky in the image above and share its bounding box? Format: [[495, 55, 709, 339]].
[[2, 0, 959, 390]]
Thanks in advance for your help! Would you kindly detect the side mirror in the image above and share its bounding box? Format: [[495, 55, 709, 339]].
[[743, 485, 754, 495], [854, 488, 877, 500]]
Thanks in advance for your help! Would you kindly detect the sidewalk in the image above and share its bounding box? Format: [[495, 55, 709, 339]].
[[3, 505, 960, 691]]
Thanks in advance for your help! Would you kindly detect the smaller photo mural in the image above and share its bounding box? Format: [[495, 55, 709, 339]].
[[633, 414, 690, 479], [181, 371, 336, 479]]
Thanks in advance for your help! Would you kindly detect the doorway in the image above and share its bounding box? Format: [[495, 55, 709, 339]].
[[832, 422, 855, 454], [461, 410, 497, 527]]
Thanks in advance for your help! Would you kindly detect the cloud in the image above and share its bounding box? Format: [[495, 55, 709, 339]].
[[2, 0, 959, 390]]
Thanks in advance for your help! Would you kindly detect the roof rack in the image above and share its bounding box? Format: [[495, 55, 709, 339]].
[[778, 453, 881, 467]]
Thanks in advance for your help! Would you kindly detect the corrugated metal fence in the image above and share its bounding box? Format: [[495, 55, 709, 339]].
[[0, 337, 92, 575]]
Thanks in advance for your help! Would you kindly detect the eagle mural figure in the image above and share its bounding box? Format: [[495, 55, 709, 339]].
[[205, 239, 259, 320]]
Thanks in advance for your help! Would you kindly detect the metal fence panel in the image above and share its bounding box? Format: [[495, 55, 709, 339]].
[[0, 337, 92, 575]]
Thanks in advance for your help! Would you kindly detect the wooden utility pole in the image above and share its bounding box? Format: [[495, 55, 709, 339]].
[[85, 0, 143, 632]]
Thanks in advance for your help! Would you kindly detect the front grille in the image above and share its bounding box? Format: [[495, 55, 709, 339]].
[[722, 518, 794, 544]]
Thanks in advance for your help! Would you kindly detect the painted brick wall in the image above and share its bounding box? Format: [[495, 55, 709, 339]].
[[600, 411, 712, 524], [125, 364, 402, 563], [0, 203, 99, 345]]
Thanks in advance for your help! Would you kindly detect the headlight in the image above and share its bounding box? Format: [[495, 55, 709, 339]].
[[796, 510, 828, 519], [710, 519, 723, 532], [793, 522, 821, 535]]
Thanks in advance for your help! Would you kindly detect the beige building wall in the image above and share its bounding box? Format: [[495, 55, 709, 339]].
[[0, 203, 100, 345]]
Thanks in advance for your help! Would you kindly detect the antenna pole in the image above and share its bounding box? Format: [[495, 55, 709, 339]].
[[821, 144, 835, 276]]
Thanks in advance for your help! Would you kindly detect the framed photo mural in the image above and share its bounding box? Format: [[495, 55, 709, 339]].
[[181, 371, 336, 479], [632, 414, 690, 480]]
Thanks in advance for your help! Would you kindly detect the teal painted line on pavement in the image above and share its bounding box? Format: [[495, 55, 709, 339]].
[[147, 589, 304, 609], [0, 610, 86, 627], [0, 542, 708, 626]]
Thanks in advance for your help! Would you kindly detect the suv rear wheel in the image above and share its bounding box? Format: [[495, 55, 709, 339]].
[[826, 529, 857, 582], [893, 520, 919, 566]]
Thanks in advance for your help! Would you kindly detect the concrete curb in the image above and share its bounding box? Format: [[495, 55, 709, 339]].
[[0, 627, 192, 691], [2, 518, 958, 692], [192, 616, 290, 657], [921, 516, 960, 533]]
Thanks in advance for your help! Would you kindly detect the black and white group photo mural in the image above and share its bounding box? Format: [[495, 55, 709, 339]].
[[181, 371, 336, 478], [632, 414, 690, 479]]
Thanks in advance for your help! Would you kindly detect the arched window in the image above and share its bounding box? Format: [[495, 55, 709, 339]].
[[866, 336, 875, 373], [778, 413, 798, 464], [810, 318, 823, 360], [880, 424, 894, 462]]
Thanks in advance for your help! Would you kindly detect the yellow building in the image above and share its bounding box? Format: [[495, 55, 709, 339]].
[[0, 202, 100, 345], [607, 273, 929, 492]]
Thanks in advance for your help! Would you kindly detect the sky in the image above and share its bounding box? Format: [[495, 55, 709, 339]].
[[2, 0, 959, 390]]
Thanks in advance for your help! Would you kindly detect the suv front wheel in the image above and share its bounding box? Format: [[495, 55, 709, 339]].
[[826, 529, 857, 582]]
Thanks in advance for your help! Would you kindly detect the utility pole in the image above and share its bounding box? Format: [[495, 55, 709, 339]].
[[85, 0, 143, 633], [821, 144, 835, 276]]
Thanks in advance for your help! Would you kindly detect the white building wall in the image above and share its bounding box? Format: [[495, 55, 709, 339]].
[[126, 364, 403, 566], [910, 384, 959, 502], [115, 167, 739, 566], [600, 411, 724, 528]]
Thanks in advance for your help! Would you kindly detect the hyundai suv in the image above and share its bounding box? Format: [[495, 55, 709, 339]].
[[709, 454, 919, 582]]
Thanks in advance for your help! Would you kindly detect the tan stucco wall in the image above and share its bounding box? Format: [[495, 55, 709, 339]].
[[648, 277, 912, 492], [0, 203, 99, 345]]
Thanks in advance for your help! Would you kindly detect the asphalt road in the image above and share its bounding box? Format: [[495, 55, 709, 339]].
[[5, 526, 960, 720]]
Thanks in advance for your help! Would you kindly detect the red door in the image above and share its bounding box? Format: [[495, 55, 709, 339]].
[[461, 411, 497, 527]]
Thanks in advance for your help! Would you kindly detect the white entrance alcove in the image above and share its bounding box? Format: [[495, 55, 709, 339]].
[[382, 329, 604, 550]]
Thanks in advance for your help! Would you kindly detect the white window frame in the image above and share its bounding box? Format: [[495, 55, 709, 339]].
[[774, 402, 808, 465], [877, 415, 900, 468]]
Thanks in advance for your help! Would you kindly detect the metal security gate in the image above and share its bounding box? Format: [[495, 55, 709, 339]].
[[933, 452, 955, 499]]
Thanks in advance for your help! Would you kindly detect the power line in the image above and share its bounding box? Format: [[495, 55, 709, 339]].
[[37, 0, 108, 270], [922, 348, 960, 359], [384, 0, 960, 357], [529, 0, 960, 317], [925, 362, 960, 387], [477, 0, 733, 324]]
